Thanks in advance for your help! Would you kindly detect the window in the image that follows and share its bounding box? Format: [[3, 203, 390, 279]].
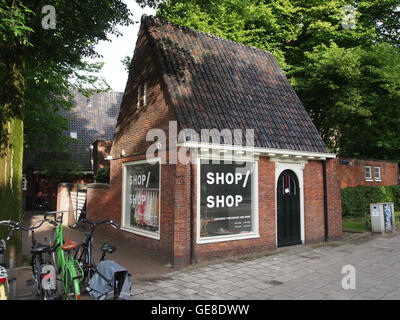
[[365, 166, 372, 181], [198, 158, 258, 243], [374, 166, 381, 181], [137, 82, 147, 110], [143, 82, 148, 107], [137, 85, 142, 109], [122, 159, 160, 239]]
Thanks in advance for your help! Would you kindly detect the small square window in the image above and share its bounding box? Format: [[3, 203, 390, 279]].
[[374, 167, 381, 181], [365, 166, 372, 181]]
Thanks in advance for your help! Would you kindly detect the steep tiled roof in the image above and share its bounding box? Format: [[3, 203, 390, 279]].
[[141, 15, 328, 153]]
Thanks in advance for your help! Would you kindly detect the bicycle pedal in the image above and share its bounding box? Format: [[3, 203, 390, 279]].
[[26, 279, 34, 286]]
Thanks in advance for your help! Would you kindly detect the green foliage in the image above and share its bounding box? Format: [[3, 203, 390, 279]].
[[342, 185, 400, 217], [95, 166, 110, 183], [121, 55, 132, 73], [0, 0, 134, 156], [40, 156, 83, 184]]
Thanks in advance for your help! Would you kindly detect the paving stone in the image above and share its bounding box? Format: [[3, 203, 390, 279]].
[[131, 233, 400, 300]]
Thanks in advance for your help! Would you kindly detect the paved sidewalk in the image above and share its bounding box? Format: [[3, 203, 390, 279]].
[[13, 212, 400, 300], [132, 233, 400, 300]]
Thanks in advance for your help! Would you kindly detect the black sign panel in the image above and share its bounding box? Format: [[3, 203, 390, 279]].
[[200, 160, 253, 238]]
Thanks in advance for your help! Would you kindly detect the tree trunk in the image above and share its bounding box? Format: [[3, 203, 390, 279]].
[[0, 49, 25, 267]]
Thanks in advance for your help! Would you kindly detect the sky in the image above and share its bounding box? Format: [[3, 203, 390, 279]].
[[89, 1, 156, 92]]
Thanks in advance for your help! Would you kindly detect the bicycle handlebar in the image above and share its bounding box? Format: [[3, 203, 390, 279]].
[[45, 210, 76, 223], [19, 218, 58, 232], [78, 217, 119, 229]]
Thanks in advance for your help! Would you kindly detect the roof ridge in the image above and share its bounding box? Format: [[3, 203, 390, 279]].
[[141, 14, 272, 56]]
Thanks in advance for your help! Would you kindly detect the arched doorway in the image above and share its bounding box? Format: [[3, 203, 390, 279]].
[[277, 170, 301, 247]]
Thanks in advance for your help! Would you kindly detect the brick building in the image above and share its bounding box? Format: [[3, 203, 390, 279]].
[[336, 158, 398, 189], [86, 15, 342, 266]]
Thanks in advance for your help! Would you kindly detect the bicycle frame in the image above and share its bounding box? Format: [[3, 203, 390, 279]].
[[74, 218, 118, 280], [46, 211, 83, 300]]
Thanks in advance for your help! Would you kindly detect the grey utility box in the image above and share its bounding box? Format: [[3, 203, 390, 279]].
[[370, 203, 396, 234]]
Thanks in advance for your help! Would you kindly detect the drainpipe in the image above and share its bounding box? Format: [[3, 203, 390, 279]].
[[322, 160, 328, 242], [190, 155, 195, 265]]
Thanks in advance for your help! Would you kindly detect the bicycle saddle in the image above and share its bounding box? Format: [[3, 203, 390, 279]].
[[62, 237, 79, 251], [31, 244, 50, 255], [101, 243, 116, 254]]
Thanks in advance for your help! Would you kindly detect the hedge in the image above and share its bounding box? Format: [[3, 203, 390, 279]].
[[342, 185, 400, 217], [95, 167, 110, 184]]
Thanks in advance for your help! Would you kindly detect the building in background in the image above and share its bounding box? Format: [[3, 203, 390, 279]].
[[23, 91, 123, 211], [336, 158, 398, 189]]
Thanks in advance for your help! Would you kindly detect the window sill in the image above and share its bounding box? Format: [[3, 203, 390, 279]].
[[121, 226, 160, 240], [197, 232, 259, 244]]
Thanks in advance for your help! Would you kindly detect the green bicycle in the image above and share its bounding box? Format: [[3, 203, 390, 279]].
[[45, 211, 84, 300]]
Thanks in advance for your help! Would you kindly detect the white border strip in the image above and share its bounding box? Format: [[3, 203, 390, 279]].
[[178, 141, 336, 159]]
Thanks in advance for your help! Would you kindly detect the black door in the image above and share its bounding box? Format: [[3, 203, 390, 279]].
[[277, 170, 301, 247]]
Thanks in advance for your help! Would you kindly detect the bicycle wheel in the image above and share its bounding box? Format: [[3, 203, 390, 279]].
[[31, 261, 41, 297], [63, 268, 74, 300], [74, 245, 89, 287], [63, 265, 81, 300]]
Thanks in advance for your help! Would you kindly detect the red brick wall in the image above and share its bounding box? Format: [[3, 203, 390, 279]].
[[87, 152, 176, 262], [92, 140, 112, 175], [303, 160, 325, 244], [327, 158, 343, 241], [111, 26, 177, 159], [336, 158, 398, 189]]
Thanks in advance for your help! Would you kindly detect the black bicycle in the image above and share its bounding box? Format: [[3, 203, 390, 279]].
[[74, 217, 131, 300], [22, 218, 60, 300], [73, 217, 119, 284]]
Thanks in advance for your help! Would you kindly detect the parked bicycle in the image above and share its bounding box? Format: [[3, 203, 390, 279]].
[[0, 220, 18, 300], [74, 217, 118, 284], [74, 217, 131, 300], [45, 211, 84, 300], [21, 218, 60, 300]]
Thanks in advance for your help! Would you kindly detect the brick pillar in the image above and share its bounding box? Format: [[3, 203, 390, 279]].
[[173, 160, 191, 267], [326, 158, 343, 241], [56, 183, 74, 225]]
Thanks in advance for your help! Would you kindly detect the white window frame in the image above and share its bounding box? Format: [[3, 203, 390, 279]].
[[143, 82, 147, 107], [121, 158, 161, 240], [196, 153, 259, 244], [137, 84, 142, 109], [365, 166, 372, 181], [374, 166, 381, 181]]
